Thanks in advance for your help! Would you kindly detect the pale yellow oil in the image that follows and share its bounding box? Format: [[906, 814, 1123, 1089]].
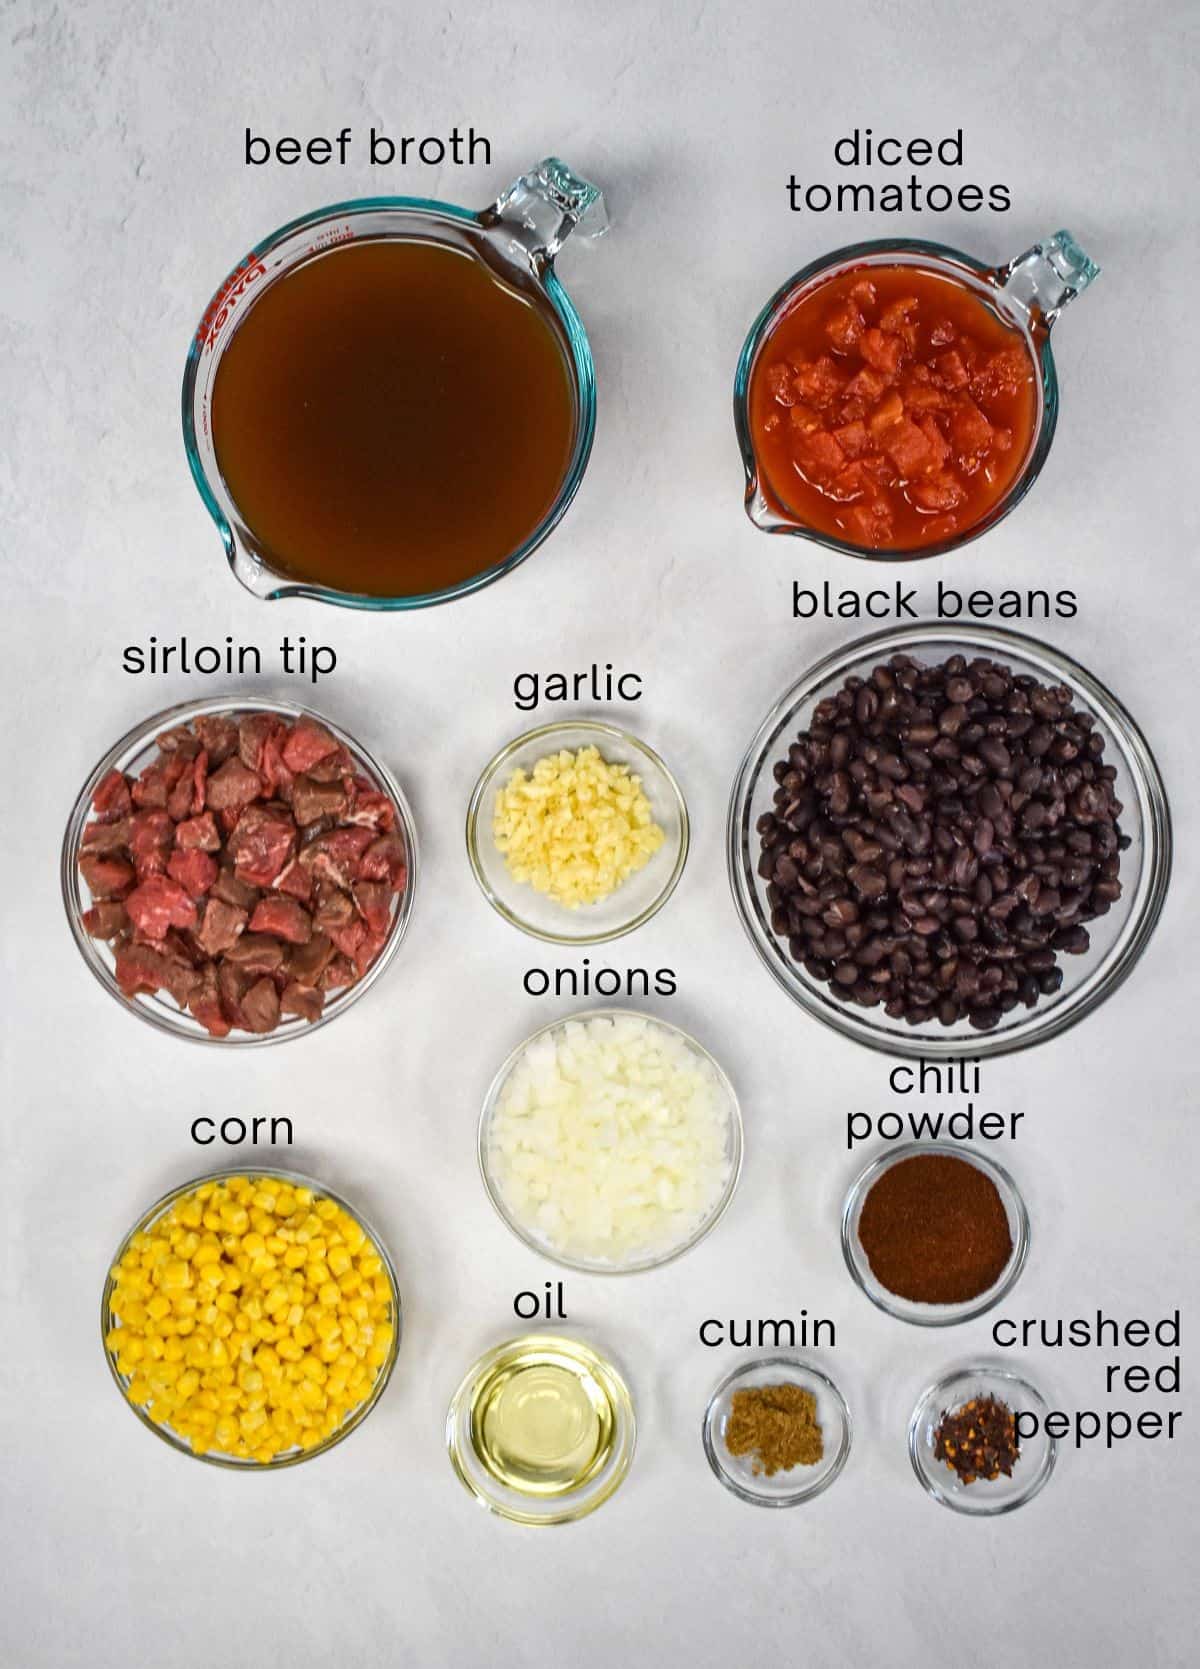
[[469, 1338, 619, 1498]]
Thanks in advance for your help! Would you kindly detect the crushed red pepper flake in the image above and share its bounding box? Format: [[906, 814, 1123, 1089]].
[[933, 1394, 1020, 1485]]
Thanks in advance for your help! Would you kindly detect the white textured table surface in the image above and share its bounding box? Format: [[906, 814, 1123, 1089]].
[[3, 2, 1197, 1663]]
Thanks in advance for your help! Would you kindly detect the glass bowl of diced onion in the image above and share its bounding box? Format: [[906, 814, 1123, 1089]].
[[465, 720, 689, 944], [478, 1008, 744, 1274], [100, 1167, 401, 1467]]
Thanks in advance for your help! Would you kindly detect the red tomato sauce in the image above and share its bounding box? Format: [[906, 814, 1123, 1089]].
[[748, 264, 1039, 552]]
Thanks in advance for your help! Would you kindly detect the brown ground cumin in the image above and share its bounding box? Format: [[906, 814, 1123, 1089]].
[[725, 1383, 824, 1475]]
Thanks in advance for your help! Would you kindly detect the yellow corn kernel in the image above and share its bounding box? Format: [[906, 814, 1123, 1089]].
[[107, 1176, 391, 1463]]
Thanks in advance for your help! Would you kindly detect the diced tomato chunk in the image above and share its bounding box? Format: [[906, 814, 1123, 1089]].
[[844, 366, 889, 403], [824, 300, 864, 351], [929, 317, 957, 347], [829, 464, 867, 502], [950, 396, 994, 457], [933, 350, 969, 390], [791, 355, 845, 406], [859, 454, 891, 485], [787, 402, 821, 434], [879, 295, 918, 332], [795, 429, 846, 480], [971, 345, 1032, 400], [867, 392, 905, 437], [833, 420, 869, 460], [881, 418, 934, 477], [917, 416, 950, 472], [902, 380, 949, 413], [847, 498, 894, 546], [859, 328, 905, 373], [910, 471, 968, 512], [765, 363, 796, 406]]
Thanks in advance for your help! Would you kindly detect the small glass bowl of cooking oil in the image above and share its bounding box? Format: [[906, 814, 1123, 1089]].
[[446, 1334, 636, 1525]]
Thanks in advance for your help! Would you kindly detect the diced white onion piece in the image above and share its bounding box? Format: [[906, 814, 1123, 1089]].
[[487, 1015, 734, 1266]]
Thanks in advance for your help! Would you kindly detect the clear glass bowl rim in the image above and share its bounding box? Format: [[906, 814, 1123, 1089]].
[[182, 193, 597, 611], [701, 1355, 852, 1507], [444, 1330, 636, 1525], [733, 236, 1059, 562], [465, 718, 691, 945], [726, 620, 1172, 1060], [477, 1006, 744, 1274], [100, 1164, 402, 1469], [61, 693, 419, 1047], [907, 1364, 1057, 1515], [840, 1140, 1030, 1326]]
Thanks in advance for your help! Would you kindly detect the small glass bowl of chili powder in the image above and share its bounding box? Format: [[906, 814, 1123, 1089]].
[[735, 231, 1098, 559], [842, 1143, 1029, 1326], [909, 1366, 1057, 1515]]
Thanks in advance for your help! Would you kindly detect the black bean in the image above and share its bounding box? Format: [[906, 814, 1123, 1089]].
[[761, 651, 1125, 1030]]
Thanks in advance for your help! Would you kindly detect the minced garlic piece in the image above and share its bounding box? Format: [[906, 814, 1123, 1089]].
[[493, 745, 666, 908], [105, 1176, 395, 1463]]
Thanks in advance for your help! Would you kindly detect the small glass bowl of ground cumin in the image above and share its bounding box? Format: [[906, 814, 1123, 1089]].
[[842, 1142, 1029, 1325], [909, 1366, 1057, 1515], [702, 1358, 851, 1507]]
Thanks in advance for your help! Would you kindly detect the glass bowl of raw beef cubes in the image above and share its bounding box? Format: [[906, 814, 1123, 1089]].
[[62, 697, 417, 1044]]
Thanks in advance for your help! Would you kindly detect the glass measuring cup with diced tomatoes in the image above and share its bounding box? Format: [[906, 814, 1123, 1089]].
[[734, 232, 1098, 560]]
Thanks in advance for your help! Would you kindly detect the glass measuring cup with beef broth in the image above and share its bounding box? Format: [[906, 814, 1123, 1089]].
[[184, 160, 606, 609]]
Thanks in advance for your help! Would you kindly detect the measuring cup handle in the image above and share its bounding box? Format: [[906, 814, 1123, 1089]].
[[996, 230, 1100, 328], [488, 157, 608, 266]]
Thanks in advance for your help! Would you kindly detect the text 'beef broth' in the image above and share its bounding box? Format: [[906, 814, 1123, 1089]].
[[211, 238, 576, 598]]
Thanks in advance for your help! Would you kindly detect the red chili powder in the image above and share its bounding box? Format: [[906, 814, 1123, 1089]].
[[857, 1153, 1013, 1305]]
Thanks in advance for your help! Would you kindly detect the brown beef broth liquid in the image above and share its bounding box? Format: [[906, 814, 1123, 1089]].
[[211, 238, 576, 597]]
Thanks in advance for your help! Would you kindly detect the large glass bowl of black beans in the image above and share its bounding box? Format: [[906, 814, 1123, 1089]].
[[728, 625, 1171, 1058]]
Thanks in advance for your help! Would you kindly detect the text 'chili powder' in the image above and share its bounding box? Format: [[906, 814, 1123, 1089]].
[[856, 1152, 1012, 1305]]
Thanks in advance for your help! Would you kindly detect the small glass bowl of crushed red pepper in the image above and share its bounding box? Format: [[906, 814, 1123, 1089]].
[[735, 231, 1099, 558], [908, 1366, 1057, 1515]]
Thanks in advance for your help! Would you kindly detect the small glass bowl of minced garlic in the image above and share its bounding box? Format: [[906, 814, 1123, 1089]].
[[466, 720, 689, 944]]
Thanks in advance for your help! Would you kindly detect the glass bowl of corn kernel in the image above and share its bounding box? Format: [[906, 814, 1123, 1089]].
[[101, 1169, 401, 1467], [466, 720, 690, 944]]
